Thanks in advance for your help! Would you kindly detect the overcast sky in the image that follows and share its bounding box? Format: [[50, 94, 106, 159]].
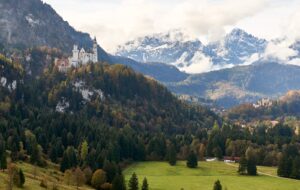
[[42, 0, 300, 53]]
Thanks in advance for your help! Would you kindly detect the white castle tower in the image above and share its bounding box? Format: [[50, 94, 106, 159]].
[[93, 37, 98, 63]]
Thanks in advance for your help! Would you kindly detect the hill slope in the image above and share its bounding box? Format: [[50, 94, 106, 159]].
[[167, 61, 300, 108]]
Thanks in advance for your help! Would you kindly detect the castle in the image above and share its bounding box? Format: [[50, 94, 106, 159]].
[[55, 37, 98, 72]]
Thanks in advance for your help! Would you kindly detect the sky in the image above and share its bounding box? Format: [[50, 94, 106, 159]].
[[42, 0, 300, 53]]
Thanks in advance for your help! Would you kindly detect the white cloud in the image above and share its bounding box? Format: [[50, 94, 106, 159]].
[[180, 51, 213, 74], [43, 0, 271, 52], [263, 39, 298, 62]]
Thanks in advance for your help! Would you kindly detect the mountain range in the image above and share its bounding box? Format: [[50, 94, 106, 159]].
[[1, 0, 300, 108], [115, 28, 267, 73]]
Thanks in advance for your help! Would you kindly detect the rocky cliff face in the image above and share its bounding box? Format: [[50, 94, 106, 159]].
[[0, 0, 110, 61]]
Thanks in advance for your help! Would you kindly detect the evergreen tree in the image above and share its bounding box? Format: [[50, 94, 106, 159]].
[[290, 156, 300, 179], [247, 157, 257, 176], [187, 151, 198, 168], [278, 154, 293, 177], [0, 151, 7, 171], [80, 140, 89, 165], [167, 144, 177, 166], [112, 174, 126, 190], [103, 160, 118, 183], [19, 169, 25, 187], [238, 156, 247, 175], [60, 146, 78, 172], [213, 180, 222, 190], [14, 168, 25, 187], [141, 177, 149, 190], [128, 173, 138, 190]]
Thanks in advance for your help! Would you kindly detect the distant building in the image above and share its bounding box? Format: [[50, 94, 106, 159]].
[[55, 37, 98, 72], [70, 37, 98, 67], [55, 58, 70, 72], [223, 156, 240, 163], [253, 98, 273, 108]]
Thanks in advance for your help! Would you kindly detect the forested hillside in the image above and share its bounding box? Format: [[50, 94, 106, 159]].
[[0, 53, 217, 171], [227, 90, 300, 121]]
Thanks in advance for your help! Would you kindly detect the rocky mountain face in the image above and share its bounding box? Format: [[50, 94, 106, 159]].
[[115, 29, 267, 73], [0, 0, 110, 61]]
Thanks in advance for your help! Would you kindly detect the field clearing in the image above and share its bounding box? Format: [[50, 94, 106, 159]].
[[124, 161, 300, 190]]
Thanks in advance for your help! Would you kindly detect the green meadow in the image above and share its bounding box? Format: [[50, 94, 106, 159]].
[[124, 161, 300, 190]]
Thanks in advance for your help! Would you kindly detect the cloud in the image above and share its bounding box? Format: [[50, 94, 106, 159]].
[[43, 0, 271, 52], [169, 0, 270, 42], [263, 39, 298, 62], [180, 51, 213, 74]]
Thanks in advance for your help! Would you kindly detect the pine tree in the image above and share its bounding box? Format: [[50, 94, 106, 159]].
[[19, 169, 25, 187], [290, 156, 300, 179], [141, 177, 149, 190], [247, 157, 257, 176], [277, 154, 292, 177], [167, 144, 177, 166], [0, 135, 8, 171], [213, 180, 222, 190], [80, 140, 89, 165], [128, 173, 138, 190], [0, 152, 7, 171], [112, 174, 126, 190], [238, 156, 247, 175], [103, 160, 118, 183], [187, 151, 198, 168]]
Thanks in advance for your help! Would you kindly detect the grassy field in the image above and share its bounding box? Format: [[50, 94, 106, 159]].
[[0, 161, 93, 190], [124, 161, 300, 190]]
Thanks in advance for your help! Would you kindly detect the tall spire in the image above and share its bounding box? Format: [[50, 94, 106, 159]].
[[93, 36, 98, 63]]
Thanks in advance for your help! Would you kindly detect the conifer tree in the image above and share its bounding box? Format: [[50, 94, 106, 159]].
[[187, 151, 198, 168], [128, 173, 138, 190], [142, 177, 149, 190], [290, 156, 300, 179], [0, 152, 7, 171], [80, 140, 89, 165], [103, 160, 118, 183], [247, 156, 257, 176], [213, 180, 222, 190], [18, 169, 25, 187], [167, 144, 177, 166], [238, 156, 247, 175], [112, 174, 126, 190]]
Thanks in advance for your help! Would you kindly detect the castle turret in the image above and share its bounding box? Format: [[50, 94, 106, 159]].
[[93, 37, 98, 63], [72, 45, 79, 67]]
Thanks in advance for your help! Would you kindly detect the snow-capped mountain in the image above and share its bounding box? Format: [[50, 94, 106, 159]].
[[115, 28, 267, 73], [115, 29, 204, 71], [204, 29, 267, 67]]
